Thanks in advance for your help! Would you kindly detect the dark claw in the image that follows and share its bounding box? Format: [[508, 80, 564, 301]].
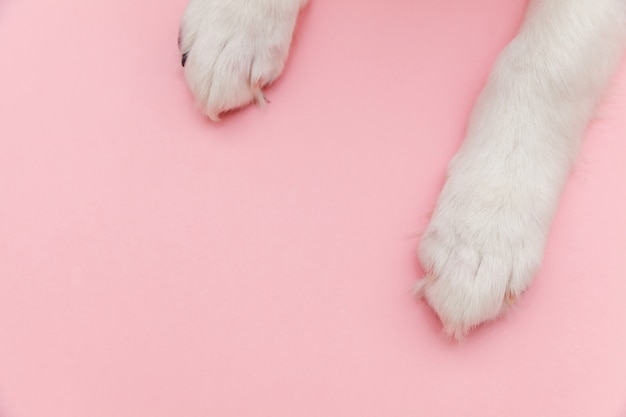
[[181, 52, 188, 67]]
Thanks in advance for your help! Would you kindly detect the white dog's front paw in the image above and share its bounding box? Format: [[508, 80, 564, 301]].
[[179, 0, 304, 120], [416, 155, 553, 339]]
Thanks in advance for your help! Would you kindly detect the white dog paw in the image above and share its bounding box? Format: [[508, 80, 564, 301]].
[[416, 155, 552, 339], [179, 0, 303, 120]]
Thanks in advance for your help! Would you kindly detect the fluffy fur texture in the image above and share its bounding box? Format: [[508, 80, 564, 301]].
[[179, 0, 307, 121], [179, 0, 626, 338]]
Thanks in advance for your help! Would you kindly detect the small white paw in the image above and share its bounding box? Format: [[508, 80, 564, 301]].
[[416, 152, 553, 340], [179, 0, 303, 120]]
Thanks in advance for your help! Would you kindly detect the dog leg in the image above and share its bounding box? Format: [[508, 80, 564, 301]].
[[179, 0, 307, 120], [417, 0, 626, 339]]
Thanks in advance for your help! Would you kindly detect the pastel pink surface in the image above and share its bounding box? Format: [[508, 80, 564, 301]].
[[1, 0, 626, 416]]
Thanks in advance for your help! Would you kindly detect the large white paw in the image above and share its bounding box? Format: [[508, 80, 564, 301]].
[[416, 151, 554, 340], [179, 0, 304, 120]]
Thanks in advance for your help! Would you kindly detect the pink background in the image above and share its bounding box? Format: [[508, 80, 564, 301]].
[[1, 0, 626, 416]]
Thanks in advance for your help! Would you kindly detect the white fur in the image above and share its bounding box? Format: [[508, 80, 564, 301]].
[[416, 0, 626, 338], [179, 0, 306, 120], [180, 0, 626, 338]]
